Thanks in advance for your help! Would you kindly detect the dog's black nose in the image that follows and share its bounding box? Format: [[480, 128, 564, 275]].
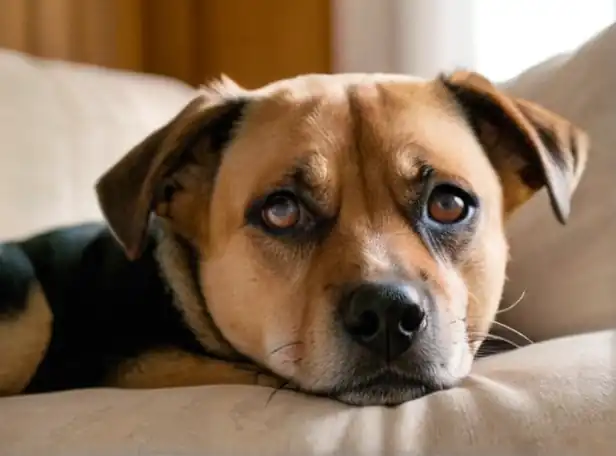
[[340, 282, 427, 361]]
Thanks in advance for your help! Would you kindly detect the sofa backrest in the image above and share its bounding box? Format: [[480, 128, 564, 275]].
[[0, 49, 195, 240]]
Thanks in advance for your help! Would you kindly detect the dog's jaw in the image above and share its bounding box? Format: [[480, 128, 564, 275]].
[[153, 220, 242, 361]]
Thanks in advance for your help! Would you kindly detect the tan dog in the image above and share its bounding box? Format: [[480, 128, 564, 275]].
[[0, 71, 587, 406]]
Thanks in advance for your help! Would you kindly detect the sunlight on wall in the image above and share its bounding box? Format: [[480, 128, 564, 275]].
[[472, 0, 615, 81]]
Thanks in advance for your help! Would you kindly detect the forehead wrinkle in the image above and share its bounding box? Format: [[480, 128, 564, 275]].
[[258, 96, 350, 208], [346, 83, 410, 220], [298, 153, 329, 186], [357, 83, 492, 191], [291, 156, 334, 205], [301, 98, 348, 157], [348, 83, 421, 169], [293, 97, 350, 204], [342, 85, 375, 217], [393, 149, 425, 182]]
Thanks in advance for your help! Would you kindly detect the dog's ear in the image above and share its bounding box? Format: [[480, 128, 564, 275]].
[[95, 94, 248, 260], [442, 70, 589, 223]]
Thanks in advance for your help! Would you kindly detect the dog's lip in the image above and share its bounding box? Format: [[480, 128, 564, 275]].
[[312, 370, 441, 404], [354, 371, 427, 389], [328, 377, 438, 406]]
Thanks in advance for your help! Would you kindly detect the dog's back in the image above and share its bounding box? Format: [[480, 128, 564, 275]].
[[0, 223, 202, 394]]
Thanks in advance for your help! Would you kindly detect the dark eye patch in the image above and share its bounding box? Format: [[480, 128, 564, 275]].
[[403, 166, 479, 262], [244, 160, 338, 246], [245, 188, 336, 247]]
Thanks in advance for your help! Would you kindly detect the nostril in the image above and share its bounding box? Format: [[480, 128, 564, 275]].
[[398, 305, 426, 335], [348, 310, 380, 340]]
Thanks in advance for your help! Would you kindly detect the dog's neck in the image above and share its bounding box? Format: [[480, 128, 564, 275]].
[[152, 219, 244, 362]]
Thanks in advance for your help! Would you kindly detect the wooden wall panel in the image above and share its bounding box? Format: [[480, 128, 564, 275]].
[[196, 0, 332, 88], [0, 0, 331, 87], [73, 0, 115, 67], [114, 0, 143, 71], [144, 0, 198, 84], [0, 0, 29, 52], [30, 0, 74, 60]]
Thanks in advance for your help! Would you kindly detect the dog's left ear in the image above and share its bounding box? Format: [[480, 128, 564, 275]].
[[95, 93, 248, 260], [442, 71, 589, 223]]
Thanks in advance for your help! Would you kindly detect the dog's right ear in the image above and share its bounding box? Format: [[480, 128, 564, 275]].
[[442, 71, 589, 223], [95, 93, 248, 260]]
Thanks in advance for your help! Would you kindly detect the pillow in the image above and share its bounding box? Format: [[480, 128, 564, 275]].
[[2, 329, 614, 456], [498, 24, 616, 342], [0, 49, 196, 240]]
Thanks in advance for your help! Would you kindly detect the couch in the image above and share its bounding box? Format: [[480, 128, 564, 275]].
[[1, 24, 615, 456]]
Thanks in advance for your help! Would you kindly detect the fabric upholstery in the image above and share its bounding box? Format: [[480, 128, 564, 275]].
[[0, 49, 195, 240], [2, 330, 615, 456], [500, 23, 616, 341]]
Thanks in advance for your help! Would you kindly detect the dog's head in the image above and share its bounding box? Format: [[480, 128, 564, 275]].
[[96, 72, 588, 405]]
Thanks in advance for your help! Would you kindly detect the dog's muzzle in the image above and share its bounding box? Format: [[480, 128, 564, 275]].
[[327, 280, 456, 405]]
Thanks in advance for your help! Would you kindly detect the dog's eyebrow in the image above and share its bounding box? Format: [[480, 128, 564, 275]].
[[394, 152, 430, 182], [289, 160, 332, 208], [291, 163, 319, 191]]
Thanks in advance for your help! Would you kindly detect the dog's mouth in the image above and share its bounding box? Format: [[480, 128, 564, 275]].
[[311, 370, 446, 407]]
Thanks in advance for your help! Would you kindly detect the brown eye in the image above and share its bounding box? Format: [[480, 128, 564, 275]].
[[261, 193, 302, 230], [427, 185, 471, 224]]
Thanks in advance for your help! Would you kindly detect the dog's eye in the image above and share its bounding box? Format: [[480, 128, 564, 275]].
[[261, 192, 303, 230], [426, 184, 473, 224]]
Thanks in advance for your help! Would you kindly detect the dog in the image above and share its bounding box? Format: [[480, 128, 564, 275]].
[[0, 71, 588, 406]]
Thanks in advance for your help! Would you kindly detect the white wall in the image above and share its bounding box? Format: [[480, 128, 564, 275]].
[[332, 0, 615, 81], [472, 0, 616, 81], [331, 0, 398, 73], [332, 0, 474, 77]]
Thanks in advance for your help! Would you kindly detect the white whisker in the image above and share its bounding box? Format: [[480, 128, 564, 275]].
[[490, 320, 534, 345], [497, 290, 526, 315], [467, 332, 522, 349]]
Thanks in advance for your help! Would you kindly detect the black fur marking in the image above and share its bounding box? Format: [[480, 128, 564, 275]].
[[173, 234, 247, 363], [153, 98, 248, 209], [0, 243, 37, 318], [569, 126, 579, 171], [536, 127, 568, 172], [209, 99, 248, 152], [400, 172, 478, 265], [163, 98, 248, 178], [5, 223, 208, 393], [441, 78, 545, 190]]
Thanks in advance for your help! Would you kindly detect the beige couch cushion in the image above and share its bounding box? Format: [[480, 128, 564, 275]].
[[499, 24, 616, 341], [3, 330, 615, 456], [0, 49, 196, 240]]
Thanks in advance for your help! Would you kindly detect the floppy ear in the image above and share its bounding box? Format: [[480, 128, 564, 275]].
[[95, 94, 248, 260], [442, 70, 589, 223]]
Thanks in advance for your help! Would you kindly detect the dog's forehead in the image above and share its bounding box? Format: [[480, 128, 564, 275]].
[[243, 73, 485, 163], [219, 73, 497, 199], [249, 73, 427, 98]]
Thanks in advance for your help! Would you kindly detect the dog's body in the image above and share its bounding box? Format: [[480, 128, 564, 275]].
[[0, 221, 277, 396], [0, 72, 588, 405], [1, 223, 198, 394]]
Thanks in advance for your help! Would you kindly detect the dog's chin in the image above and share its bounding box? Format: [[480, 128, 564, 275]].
[[334, 384, 432, 406], [314, 373, 449, 407]]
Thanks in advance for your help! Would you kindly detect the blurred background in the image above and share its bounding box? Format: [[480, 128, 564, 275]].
[[0, 0, 613, 88]]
